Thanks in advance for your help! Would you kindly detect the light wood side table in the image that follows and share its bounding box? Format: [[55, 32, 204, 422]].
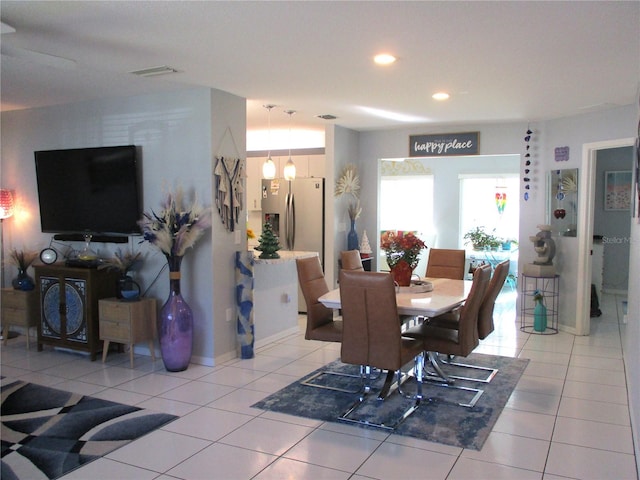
[[1, 288, 39, 349], [98, 297, 156, 367]]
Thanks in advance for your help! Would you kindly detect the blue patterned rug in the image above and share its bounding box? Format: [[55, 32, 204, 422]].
[[1, 379, 177, 480], [252, 353, 528, 450]]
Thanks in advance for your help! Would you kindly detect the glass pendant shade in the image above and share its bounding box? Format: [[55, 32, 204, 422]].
[[263, 157, 276, 179], [284, 157, 296, 181], [0, 189, 14, 219]]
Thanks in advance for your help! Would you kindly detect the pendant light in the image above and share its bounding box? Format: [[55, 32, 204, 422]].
[[262, 104, 276, 179], [283, 110, 296, 181]]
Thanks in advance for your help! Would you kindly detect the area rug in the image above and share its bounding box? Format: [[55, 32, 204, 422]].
[[252, 353, 528, 450], [1, 379, 178, 480]]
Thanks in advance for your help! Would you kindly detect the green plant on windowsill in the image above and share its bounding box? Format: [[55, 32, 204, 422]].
[[464, 226, 501, 250]]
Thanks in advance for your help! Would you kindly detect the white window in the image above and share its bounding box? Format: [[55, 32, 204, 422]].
[[459, 175, 520, 249], [380, 175, 434, 273]]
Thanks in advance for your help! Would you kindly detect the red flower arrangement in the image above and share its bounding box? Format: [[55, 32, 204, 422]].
[[380, 230, 427, 269]]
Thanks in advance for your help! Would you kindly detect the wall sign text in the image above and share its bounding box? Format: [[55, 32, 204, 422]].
[[409, 132, 479, 157]]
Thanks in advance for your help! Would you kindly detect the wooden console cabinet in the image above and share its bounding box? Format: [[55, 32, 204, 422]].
[[34, 264, 119, 361]]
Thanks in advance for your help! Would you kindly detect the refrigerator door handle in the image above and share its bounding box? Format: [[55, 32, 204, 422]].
[[289, 193, 295, 250], [285, 192, 295, 250]]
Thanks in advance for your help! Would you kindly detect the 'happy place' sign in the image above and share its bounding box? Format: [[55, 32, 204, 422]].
[[409, 132, 479, 157]]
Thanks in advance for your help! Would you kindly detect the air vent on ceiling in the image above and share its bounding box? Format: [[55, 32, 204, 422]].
[[129, 65, 179, 77], [317, 114, 337, 120]]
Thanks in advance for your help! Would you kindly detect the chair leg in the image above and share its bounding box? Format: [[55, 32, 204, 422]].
[[301, 365, 365, 394], [438, 353, 498, 383], [422, 352, 485, 408], [339, 359, 423, 431]]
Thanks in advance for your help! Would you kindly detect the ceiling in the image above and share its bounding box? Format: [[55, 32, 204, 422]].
[[1, 1, 639, 135]]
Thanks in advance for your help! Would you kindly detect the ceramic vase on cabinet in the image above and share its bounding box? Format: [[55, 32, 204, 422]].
[[12, 268, 35, 291]]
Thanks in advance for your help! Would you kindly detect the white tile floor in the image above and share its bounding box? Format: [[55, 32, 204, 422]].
[[1, 291, 638, 479]]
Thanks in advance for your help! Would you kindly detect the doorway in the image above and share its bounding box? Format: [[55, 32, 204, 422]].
[[576, 137, 635, 335]]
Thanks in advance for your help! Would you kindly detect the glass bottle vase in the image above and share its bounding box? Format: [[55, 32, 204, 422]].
[[158, 256, 193, 372], [533, 298, 548, 332], [347, 219, 359, 251]]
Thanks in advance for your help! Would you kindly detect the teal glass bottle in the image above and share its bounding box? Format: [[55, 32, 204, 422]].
[[533, 296, 548, 332]]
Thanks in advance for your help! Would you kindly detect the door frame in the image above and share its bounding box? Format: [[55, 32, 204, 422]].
[[576, 137, 635, 335]]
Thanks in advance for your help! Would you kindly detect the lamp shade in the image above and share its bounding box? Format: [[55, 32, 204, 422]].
[[262, 157, 276, 179], [0, 189, 14, 219], [284, 157, 296, 181]]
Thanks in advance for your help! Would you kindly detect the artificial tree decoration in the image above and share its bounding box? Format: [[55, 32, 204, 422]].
[[255, 223, 282, 259]]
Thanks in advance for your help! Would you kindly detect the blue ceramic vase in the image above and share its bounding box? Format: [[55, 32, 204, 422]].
[[347, 220, 359, 251], [12, 268, 35, 291]]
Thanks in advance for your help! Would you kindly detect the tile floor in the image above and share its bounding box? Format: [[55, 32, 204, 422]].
[[1, 291, 637, 479]]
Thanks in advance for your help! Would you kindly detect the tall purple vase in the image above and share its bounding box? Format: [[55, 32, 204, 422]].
[[158, 255, 193, 372]]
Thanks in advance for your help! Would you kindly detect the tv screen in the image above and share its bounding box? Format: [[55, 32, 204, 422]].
[[34, 145, 142, 236]]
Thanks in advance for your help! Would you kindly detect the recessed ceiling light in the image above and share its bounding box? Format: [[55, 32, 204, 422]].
[[374, 53, 396, 65], [432, 92, 450, 101]]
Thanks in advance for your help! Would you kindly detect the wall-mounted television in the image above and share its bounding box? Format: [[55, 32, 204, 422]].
[[34, 145, 142, 238]]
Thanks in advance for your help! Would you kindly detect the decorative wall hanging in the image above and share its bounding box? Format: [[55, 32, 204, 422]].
[[523, 128, 533, 201], [334, 164, 360, 198], [214, 127, 244, 232], [604, 170, 632, 211], [214, 156, 244, 232], [554, 146, 569, 162]]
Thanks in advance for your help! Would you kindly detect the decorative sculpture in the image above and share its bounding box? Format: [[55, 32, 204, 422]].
[[523, 224, 556, 276], [531, 224, 555, 265]]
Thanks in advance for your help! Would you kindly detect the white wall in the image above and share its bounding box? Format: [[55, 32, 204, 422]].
[[0, 87, 246, 365], [543, 106, 637, 331]]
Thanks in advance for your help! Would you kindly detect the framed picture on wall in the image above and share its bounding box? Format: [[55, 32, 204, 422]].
[[604, 170, 632, 211]]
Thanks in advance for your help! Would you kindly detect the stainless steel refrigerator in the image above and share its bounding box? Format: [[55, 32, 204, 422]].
[[261, 178, 325, 312]]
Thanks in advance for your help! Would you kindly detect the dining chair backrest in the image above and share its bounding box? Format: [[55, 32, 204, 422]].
[[340, 250, 364, 271], [425, 248, 466, 280], [451, 263, 491, 355], [478, 259, 510, 339], [339, 270, 404, 371], [296, 256, 340, 342]]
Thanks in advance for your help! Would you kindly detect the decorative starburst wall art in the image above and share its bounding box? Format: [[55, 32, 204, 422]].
[[334, 164, 360, 198]]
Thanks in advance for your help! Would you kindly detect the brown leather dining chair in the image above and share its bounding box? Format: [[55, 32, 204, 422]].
[[426, 260, 510, 384], [403, 264, 491, 407], [340, 250, 364, 271], [338, 269, 425, 430], [425, 248, 466, 280], [296, 256, 361, 393]]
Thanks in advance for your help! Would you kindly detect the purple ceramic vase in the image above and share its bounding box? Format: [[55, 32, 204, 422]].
[[158, 255, 193, 372]]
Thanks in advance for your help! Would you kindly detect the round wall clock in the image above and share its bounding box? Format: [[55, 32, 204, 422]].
[[40, 248, 58, 264]]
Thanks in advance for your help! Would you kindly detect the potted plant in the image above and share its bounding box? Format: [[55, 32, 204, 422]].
[[99, 250, 144, 300], [9, 249, 38, 291], [463, 226, 500, 250], [499, 237, 518, 251]]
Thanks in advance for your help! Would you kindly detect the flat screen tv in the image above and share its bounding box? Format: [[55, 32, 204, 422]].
[[34, 145, 142, 237]]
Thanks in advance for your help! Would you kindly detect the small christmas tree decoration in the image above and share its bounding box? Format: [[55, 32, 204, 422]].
[[255, 223, 282, 259], [360, 230, 372, 258]]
